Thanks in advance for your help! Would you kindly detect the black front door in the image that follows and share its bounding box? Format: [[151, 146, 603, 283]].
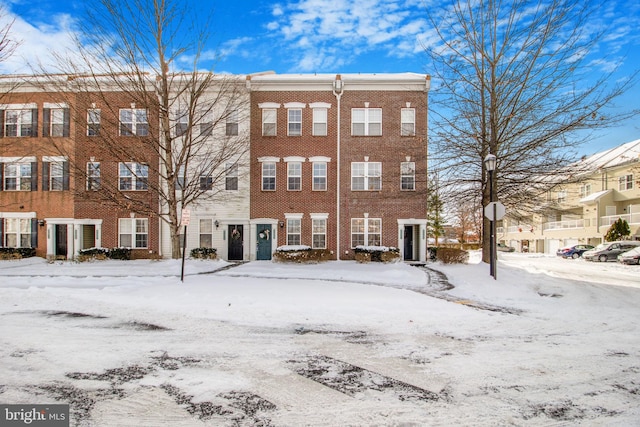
[[228, 225, 243, 261], [55, 225, 67, 258], [403, 225, 414, 261]]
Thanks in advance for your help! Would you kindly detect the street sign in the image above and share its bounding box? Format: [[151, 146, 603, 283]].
[[180, 209, 191, 226], [484, 201, 506, 221]]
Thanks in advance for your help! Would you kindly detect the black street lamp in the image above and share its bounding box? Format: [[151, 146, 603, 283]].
[[484, 154, 497, 280]]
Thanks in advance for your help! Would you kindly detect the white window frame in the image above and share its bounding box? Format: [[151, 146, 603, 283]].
[[175, 109, 188, 137], [226, 110, 239, 136], [5, 109, 33, 137], [200, 110, 214, 137], [262, 162, 276, 191], [119, 162, 149, 191], [4, 217, 31, 248], [401, 108, 415, 136], [313, 162, 327, 191], [351, 217, 382, 248], [49, 161, 64, 191], [619, 174, 633, 191], [312, 217, 327, 249], [557, 190, 567, 203], [351, 162, 382, 191], [87, 161, 101, 190], [288, 108, 302, 136], [225, 163, 238, 191], [87, 108, 101, 136], [351, 107, 382, 136], [119, 217, 149, 248], [401, 161, 415, 191], [287, 161, 302, 191], [119, 108, 149, 136], [262, 109, 277, 136], [312, 108, 327, 136], [580, 183, 592, 198], [199, 219, 213, 248], [49, 108, 66, 137], [3, 162, 32, 191], [287, 217, 302, 246]]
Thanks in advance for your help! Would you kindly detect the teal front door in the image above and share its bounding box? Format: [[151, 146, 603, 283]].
[[256, 224, 272, 260]]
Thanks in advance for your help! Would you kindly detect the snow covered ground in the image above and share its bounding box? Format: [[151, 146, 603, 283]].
[[1, 252, 639, 426]]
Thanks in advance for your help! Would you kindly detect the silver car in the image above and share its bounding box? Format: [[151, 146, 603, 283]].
[[583, 241, 640, 262]]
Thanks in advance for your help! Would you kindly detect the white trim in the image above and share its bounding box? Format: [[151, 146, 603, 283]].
[[43, 102, 69, 109], [309, 156, 331, 162], [284, 213, 304, 219], [257, 156, 280, 163], [42, 155, 68, 162], [0, 211, 36, 218], [258, 102, 281, 109], [284, 102, 306, 109], [310, 102, 331, 109], [0, 156, 37, 163], [283, 156, 306, 162], [0, 103, 37, 109], [310, 213, 329, 219]]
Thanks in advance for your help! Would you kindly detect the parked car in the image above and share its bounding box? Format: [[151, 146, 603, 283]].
[[618, 247, 640, 265], [583, 241, 640, 262], [497, 243, 515, 252], [556, 244, 595, 259]]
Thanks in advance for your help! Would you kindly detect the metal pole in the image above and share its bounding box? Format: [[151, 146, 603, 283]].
[[489, 169, 495, 279], [180, 225, 187, 282], [492, 198, 497, 280]]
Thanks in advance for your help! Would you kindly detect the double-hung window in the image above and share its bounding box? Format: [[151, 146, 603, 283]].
[[4, 218, 31, 248], [175, 109, 188, 137], [200, 110, 214, 137], [619, 174, 633, 191], [288, 108, 302, 136], [312, 217, 327, 249], [401, 108, 415, 136], [312, 107, 328, 136], [4, 107, 37, 137], [45, 161, 65, 191], [313, 162, 327, 191], [262, 162, 276, 191], [557, 190, 567, 203], [87, 162, 101, 190], [199, 175, 213, 191], [199, 219, 213, 247], [351, 217, 381, 247], [351, 162, 381, 190], [119, 162, 148, 191], [87, 109, 101, 136], [287, 218, 301, 245], [119, 218, 148, 248], [580, 183, 591, 198], [351, 107, 382, 136], [3, 162, 33, 191], [225, 163, 238, 191], [401, 162, 415, 190], [288, 162, 302, 191], [226, 110, 239, 136], [119, 108, 148, 136], [43, 107, 70, 137], [262, 109, 277, 136]]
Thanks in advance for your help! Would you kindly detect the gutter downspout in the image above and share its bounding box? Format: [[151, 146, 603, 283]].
[[333, 75, 343, 260]]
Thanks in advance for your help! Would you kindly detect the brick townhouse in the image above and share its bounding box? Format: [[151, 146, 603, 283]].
[[247, 73, 430, 261], [0, 75, 160, 259]]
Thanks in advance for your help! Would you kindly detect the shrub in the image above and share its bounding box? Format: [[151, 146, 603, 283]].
[[273, 245, 332, 263], [436, 247, 469, 264], [76, 247, 131, 261], [354, 246, 400, 263], [0, 247, 36, 260], [190, 247, 218, 260]]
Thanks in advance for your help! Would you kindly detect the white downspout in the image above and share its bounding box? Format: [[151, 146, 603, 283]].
[[333, 75, 343, 260]]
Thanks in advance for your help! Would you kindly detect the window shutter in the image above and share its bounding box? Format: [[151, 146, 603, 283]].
[[63, 108, 70, 137], [43, 108, 51, 137], [0, 110, 4, 138], [42, 161, 50, 191], [63, 161, 69, 190], [31, 162, 38, 191], [0, 218, 3, 245], [31, 218, 38, 248], [30, 109, 38, 137], [0, 162, 3, 191]]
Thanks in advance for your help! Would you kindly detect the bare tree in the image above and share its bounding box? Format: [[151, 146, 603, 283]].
[[424, 0, 638, 262], [36, 0, 249, 258], [0, 5, 19, 65]]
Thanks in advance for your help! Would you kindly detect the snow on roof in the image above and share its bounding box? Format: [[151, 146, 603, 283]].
[[579, 189, 611, 204], [577, 138, 640, 172]]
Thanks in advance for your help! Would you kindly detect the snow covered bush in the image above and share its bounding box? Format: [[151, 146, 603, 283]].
[[354, 246, 400, 263], [0, 247, 36, 260], [190, 247, 217, 260], [76, 247, 131, 262], [436, 247, 469, 264], [273, 245, 331, 263]]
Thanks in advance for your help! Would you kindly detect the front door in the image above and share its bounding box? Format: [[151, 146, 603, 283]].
[[403, 225, 414, 261], [228, 225, 243, 261], [55, 225, 67, 259], [256, 224, 272, 260]]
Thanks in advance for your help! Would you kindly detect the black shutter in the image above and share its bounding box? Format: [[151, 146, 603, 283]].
[[42, 161, 50, 191], [31, 218, 38, 248], [43, 108, 50, 137], [31, 162, 38, 191], [0, 162, 3, 191], [63, 108, 70, 137], [0, 219, 3, 246], [30, 109, 38, 137], [63, 161, 69, 190], [0, 109, 4, 138]]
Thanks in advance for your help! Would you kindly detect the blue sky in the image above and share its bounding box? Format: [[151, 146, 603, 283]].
[[1, 0, 639, 152]]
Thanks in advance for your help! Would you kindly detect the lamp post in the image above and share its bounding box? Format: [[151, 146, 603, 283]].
[[484, 154, 497, 280]]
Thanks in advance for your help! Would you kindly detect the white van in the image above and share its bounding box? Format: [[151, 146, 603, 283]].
[[583, 241, 640, 262]]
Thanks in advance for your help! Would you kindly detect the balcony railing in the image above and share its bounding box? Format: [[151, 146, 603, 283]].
[[543, 219, 585, 231], [600, 213, 640, 227]]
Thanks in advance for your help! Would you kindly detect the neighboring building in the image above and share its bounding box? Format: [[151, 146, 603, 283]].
[[499, 139, 640, 253], [247, 73, 430, 262]]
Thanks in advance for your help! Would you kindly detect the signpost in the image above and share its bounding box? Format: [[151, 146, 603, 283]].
[[484, 201, 505, 280], [180, 209, 190, 282]]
